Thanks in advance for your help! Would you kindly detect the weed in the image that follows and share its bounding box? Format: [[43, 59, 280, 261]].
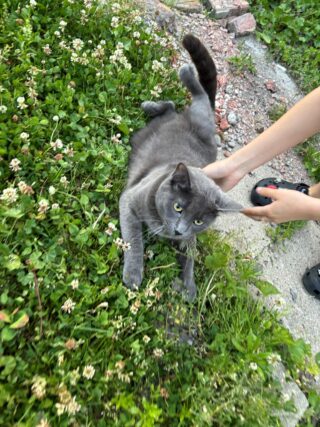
[[268, 102, 287, 123], [266, 221, 306, 246], [227, 53, 257, 75]]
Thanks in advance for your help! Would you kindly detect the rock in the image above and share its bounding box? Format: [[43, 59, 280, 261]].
[[223, 150, 231, 157], [220, 117, 230, 131], [265, 79, 277, 93], [227, 140, 236, 148], [272, 362, 309, 427], [215, 134, 222, 147], [227, 111, 238, 125], [174, 0, 202, 13], [227, 13, 256, 37], [207, 0, 249, 19], [155, 9, 176, 33], [225, 84, 233, 94], [254, 114, 265, 133]]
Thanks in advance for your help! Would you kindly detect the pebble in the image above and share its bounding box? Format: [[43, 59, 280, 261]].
[[227, 140, 236, 148], [227, 111, 238, 125], [223, 150, 231, 157], [215, 134, 222, 147], [220, 117, 230, 131]]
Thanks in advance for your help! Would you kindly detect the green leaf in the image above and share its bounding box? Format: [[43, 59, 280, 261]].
[[231, 337, 246, 353], [259, 32, 271, 44], [1, 327, 16, 342], [117, 122, 129, 135], [80, 194, 89, 206], [10, 312, 29, 329], [0, 208, 24, 218], [205, 252, 228, 270], [5, 255, 22, 271], [255, 280, 279, 296], [0, 356, 16, 377]]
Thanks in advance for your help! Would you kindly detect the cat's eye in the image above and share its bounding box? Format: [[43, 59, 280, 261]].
[[173, 202, 183, 213], [193, 219, 203, 226]]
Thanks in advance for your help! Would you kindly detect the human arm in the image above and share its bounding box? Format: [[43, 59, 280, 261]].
[[203, 86, 320, 191]]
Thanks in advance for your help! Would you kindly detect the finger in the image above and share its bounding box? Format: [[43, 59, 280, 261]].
[[255, 187, 279, 199], [241, 206, 270, 217]]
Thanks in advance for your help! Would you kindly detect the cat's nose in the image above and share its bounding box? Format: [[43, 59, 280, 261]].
[[174, 229, 182, 236]]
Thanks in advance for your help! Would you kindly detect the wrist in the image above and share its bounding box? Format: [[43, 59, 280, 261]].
[[307, 197, 320, 221]]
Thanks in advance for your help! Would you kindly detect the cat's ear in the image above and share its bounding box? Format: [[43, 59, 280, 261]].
[[171, 163, 191, 192], [213, 187, 243, 211]]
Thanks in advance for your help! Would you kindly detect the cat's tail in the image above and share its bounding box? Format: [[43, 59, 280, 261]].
[[182, 34, 217, 109]]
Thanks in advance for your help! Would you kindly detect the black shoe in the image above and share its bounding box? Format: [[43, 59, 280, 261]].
[[302, 264, 320, 299], [251, 178, 309, 206]]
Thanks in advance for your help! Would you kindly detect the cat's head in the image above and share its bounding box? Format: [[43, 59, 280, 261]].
[[155, 163, 242, 239]]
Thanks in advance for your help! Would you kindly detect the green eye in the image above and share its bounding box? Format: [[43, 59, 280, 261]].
[[173, 202, 183, 213], [193, 219, 203, 226]]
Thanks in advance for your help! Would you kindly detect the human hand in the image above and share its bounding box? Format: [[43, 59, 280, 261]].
[[242, 187, 320, 223], [202, 158, 246, 191]]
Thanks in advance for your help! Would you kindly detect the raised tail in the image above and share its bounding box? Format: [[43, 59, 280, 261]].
[[182, 34, 217, 109]]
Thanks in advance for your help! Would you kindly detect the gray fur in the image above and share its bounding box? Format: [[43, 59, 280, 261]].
[[120, 57, 242, 300]]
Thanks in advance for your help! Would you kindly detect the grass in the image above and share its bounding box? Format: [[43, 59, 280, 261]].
[[227, 52, 257, 76], [0, 1, 320, 426]]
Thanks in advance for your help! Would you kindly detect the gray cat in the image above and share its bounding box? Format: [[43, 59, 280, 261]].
[[119, 34, 242, 300]]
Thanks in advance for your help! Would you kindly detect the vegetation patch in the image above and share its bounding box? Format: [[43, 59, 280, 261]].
[[0, 1, 320, 426]]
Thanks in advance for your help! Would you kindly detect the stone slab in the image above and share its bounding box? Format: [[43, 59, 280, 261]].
[[174, 0, 202, 13], [207, 0, 249, 19], [227, 12, 256, 36]]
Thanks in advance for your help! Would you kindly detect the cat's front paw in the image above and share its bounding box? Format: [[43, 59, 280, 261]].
[[122, 265, 143, 290], [173, 278, 197, 303]]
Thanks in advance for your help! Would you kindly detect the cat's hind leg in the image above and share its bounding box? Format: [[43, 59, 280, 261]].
[[179, 64, 216, 145], [141, 100, 175, 118]]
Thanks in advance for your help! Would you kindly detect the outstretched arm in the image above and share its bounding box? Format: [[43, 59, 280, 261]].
[[203, 86, 320, 191]]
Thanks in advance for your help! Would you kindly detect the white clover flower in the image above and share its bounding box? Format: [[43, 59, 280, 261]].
[[249, 362, 258, 371], [143, 335, 151, 344], [43, 44, 52, 55], [18, 181, 34, 195], [153, 348, 164, 358], [50, 138, 63, 151], [83, 364, 95, 379], [111, 17, 119, 28], [59, 20, 67, 31], [58, 354, 64, 366], [51, 203, 59, 210], [72, 38, 84, 51], [31, 376, 47, 399], [151, 85, 162, 98], [133, 31, 140, 39], [52, 115, 59, 122], [151, 60, 164, 72], [60, 176, 69, 187], [48, 185, 56, 195], [63, 145, 74, 157], [0, 187, 18, 203], [122, 242, 131, 252], [109, 114, 122, 125], [0, 105, 7, 113], [54, 30, 61, 37], [66, 396, 81, 415], [111, 3, 121, 12], [17, 96, 27, 109], [70, 279, 79, 290], [134, 16, 142, 24], [105, 222, 117, 236], [10, 158, 21, 172], [130, 299, 141, 315], [69, 368, 80, 386], [35, 418, 50, 427], [61, 298, 76, 313], [30, 0, 37, 6], [111, 133, 121, 144], [20, 132, 29, 140], [38, 199, 49, 214]]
